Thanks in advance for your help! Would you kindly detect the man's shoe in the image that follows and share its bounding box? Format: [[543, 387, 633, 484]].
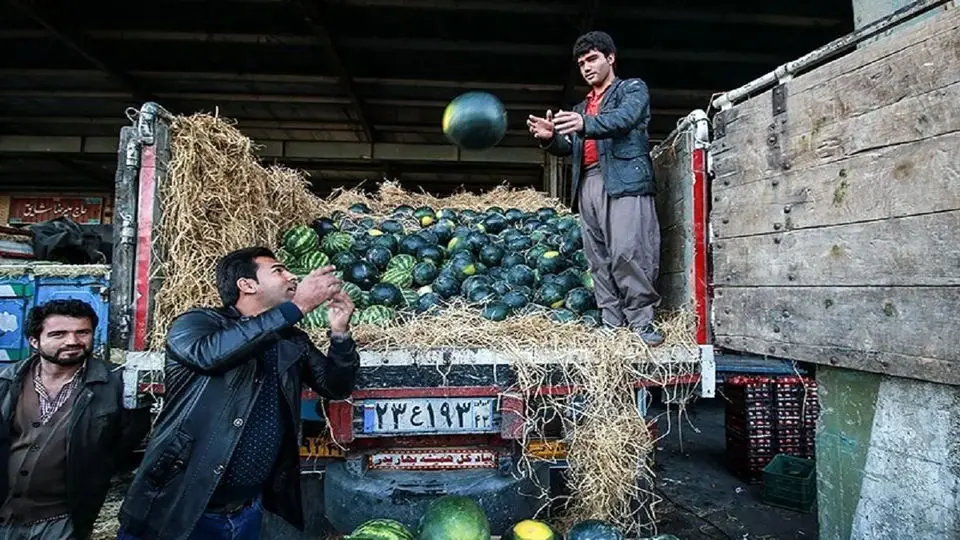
[[636, 324, 665, 347]]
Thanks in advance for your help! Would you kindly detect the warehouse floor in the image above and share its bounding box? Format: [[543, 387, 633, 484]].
[[649, 396, 818, 539]]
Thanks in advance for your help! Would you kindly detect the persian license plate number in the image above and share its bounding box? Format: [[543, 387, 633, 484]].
[[359, 397, 498, 435]]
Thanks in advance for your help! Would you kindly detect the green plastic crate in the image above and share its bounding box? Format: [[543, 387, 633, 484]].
[[762, 454, 816, 512]]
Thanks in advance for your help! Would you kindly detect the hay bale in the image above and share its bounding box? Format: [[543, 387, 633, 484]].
[[151, 112, 700, 534]]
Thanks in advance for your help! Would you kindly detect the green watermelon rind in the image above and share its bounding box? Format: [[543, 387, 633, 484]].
[[346, 518, 414, 540], [417, 495, 491, 540]]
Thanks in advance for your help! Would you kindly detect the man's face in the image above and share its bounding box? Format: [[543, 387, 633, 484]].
[[29, 315, 94, 366], [239, 256, 298, 309], [577, 49, 614, 87]]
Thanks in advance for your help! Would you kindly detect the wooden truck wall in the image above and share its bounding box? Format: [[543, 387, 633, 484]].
[[708, 6, 959, 386]]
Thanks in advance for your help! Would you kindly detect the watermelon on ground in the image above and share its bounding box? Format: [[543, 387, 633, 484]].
[[502, 519, 556, 540], [566, 520, 624, 540], [345, 518, 413, 540], [416, 495, 490, 540], [321, 231, 354, 255], [368, 283, 404, 308]]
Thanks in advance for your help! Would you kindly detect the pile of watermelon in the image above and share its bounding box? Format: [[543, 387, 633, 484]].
[[277, 203, 600, 329], [343, 494, 627, 540]]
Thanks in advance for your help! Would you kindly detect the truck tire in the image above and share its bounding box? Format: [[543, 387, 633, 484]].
[[323, 460, 550, 535]]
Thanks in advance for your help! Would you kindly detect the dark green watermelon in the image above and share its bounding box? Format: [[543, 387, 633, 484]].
[[504, 208, 525, 224], [481, 302, 510, 321], [464, 231, 491, 253], [550, 308, 577, 323], [399, 234, 429, 256], [364, 246, 393, 271], [478, 244, 505, 267], [468, 286, 497, 304], [582, 309, 602, 327], [332, 251, 359, 270], [417, 229, 440, 246], [379, 219, 405, 235], [566, 519, 624, 540], [392, 205, 414, 218], [502, 290, 529, 311], [501, 253, 526, 268], [344, 261, 380, 291], [450, 256, 477, 279], [412, 261, 439, 286], [536, 207, 557, 221], [565, 287, 596, 314], [368, 282, 404, 308], [506, 265, 536, 288], [480, 213, 508, 234], [310, 217, 338, 239], [537, 282, 566, 309], [432, 274, 460, 299], [487, 267, 505, 282], [460, 275, 493, 297], [416, 495, 490, 540], [372, 234, 400, 254], [417, 245, 445, 265], [416, 292, 444, 314], [437, 208, 458, 221], [430, 219, 457, 244], [349, 203, 371, 214]]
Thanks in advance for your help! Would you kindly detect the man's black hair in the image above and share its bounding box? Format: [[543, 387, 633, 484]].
[[215, 246, 277, 306], [573, 30, 617, 60], [26, 299, 99, 340]]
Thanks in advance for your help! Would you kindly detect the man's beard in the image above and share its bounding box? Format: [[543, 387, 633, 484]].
[[39, 347, 92, 366]]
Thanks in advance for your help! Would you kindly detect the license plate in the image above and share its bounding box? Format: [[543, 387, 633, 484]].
[[368, 448, 498, 471], [358, 396, 499, 436]]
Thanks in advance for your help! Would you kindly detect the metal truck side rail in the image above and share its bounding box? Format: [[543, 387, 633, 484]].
[[712, 0, 954, 110]]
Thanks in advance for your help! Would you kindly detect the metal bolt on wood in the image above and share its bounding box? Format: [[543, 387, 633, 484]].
[[773, 325, 781, 333], [772, 179, 780, 186], [774, 237, 782, 244], [774, 223, 783, 230], [783, 205, 792, 213]]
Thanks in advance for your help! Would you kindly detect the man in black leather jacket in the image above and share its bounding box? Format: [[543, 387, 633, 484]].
[[117, 246, 359, 540], [528, 31, 664, 347]]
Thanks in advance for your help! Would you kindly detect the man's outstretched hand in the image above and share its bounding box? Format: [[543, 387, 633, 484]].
[[292, 265, 341, 315], [527, 110, 555, 140], [326, 290, 355, 334], [553, 110, 584, 136]]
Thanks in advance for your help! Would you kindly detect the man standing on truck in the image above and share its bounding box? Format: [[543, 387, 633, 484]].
[[0, 299, 150, 540], [116, 246, 359, 540], [528, 30, 664, 347]]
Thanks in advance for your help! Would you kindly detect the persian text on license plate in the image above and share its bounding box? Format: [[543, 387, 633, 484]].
[[358, 397, 499, 435]]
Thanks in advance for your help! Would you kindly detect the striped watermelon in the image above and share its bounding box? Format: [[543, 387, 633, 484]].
[[402, 290, 419, 310], [380, 268, 413, 290], [346, 518, 413, 540], [358, 305, 396, 326], [321, 231, 355, 255], [299, 250, 331, 271], [387, 254, 417, 273], [340, 281, 365, 309], [302, 307, 329, 328], [283, 225, 319, 256]]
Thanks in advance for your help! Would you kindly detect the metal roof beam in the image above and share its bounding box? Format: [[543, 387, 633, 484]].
[[2, 30, 782, 64], [286, 0, 375, 142], [3, 2, 157, 104], [328, 0, 844, 27], [4, 69, 718, 102], [0, 92, 692, 117]]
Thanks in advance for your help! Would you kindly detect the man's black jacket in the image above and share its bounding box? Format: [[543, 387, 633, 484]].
[[117, 301, 359, 540], [0, 356, 151, 540], [541, 76, 656, 207]]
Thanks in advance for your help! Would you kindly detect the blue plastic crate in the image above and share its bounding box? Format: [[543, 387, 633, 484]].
[[0, 266, 110, 363]]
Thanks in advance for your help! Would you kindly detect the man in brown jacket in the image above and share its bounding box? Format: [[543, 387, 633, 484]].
[[0, 299, 150, 539]]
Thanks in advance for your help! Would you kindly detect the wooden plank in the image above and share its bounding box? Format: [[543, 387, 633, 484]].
[[714, 210, 960, 287], [711, 130, 960, 238], [653, 131, 695, 312], [712, 12, 960, 187], [713, 286, 960, 385]]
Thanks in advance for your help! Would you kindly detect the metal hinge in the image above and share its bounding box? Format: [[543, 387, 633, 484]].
[[772, 84, 788, 117]]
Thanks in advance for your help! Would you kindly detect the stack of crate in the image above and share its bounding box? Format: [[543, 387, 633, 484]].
[[724, 375, 819, 482]]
